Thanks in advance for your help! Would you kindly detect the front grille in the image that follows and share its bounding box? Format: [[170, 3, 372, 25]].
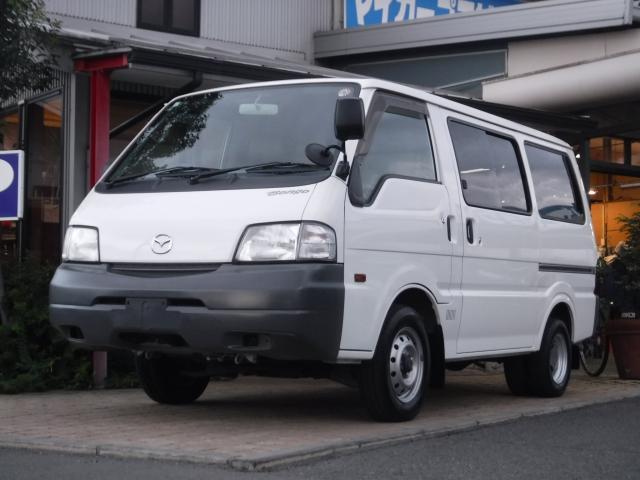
[[109, 263, 221, 275], [93, 297, 205, 308]]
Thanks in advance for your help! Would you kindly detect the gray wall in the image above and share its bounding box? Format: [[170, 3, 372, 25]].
[[44, 0, 335, 62], [200, 0, 333, 61], [45, 0, 136, 26]]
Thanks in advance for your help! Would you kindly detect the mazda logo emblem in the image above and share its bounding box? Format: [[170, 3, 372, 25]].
[[151, 234, 173, 254]]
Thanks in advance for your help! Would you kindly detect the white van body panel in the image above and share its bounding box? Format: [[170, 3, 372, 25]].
[[523, 138, 598, 345], [300, 175, 347, 264], [71, 187, 316, 263], [342, 178, 453, 353]]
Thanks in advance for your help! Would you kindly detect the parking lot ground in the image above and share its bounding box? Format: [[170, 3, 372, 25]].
[[1, 369, 639, 471]]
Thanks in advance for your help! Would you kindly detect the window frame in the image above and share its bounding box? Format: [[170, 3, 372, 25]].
[[348, 92, 439, 207], [137, 0, 201, 37], [524, 141, 586, 225], [447, 117, 533, 216]]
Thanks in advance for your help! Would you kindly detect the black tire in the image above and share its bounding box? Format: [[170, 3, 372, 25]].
[[528, 318, 572, 397], [135, 354, 210, 405], [504, 355, 530, 396], [360, 305, 430, 422]]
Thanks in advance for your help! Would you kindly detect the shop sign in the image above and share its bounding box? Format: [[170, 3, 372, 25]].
[[345, 0, 521, 28], [0, 150, 24, 220]]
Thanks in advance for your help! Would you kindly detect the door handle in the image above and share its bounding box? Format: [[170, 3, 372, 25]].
[[466, 218, 474, 244], [446, 216, 452, 242]]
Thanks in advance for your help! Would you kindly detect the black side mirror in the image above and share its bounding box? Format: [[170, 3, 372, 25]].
[[335, 97, 365, 142]]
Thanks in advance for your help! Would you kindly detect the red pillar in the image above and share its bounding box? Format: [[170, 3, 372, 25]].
[[88, 70, 112, 185], [74, 52, 129, 387], [74, 53, 129, 186]]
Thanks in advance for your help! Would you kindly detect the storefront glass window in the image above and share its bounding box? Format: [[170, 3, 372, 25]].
[[590, 137, 625, 164], [589, 172, 640, 254], [25, 95, 62, 263], [0, 110, 20, 259], [632, 141, 640, 167]]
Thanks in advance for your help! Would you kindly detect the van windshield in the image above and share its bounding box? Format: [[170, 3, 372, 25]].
[[100, 83, 359, 193]]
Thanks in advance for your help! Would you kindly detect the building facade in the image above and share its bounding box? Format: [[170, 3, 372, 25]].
[[317, 0, 640, 251], [3, 0, 640, 263]]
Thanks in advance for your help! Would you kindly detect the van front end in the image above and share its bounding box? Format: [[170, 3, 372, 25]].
[[50, 260, 344, 362], [49, 80, 364, 405]]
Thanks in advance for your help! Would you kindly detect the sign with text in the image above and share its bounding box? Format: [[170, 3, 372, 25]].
[[0, 150, 24, 220], [345, 0, 521, 28]]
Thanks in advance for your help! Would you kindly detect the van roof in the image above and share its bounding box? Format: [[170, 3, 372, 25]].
[[174, 77, 572, 150]]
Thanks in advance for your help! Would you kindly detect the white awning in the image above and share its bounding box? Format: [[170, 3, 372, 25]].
[[482, 50, 640, 111]]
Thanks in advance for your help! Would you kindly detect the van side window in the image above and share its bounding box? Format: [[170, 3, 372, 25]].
[[353, 109, 436, 204], [448, 120, 529, 214], [525, 144, 585, 224]]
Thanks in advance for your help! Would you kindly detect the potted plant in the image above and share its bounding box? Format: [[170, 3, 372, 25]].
[[603, 210, 640, 380]]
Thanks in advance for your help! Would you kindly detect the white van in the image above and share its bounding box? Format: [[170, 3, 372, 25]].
[[50, 78, 597, 421]]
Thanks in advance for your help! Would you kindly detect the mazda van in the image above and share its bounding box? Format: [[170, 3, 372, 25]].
[[50, 78, 597, 421]]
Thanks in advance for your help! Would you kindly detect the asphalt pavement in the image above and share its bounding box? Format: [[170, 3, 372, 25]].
[[1, 396, 639, 480]]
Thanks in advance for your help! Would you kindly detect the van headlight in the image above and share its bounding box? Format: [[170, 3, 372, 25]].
[[235, 222, 336, 262], [62, 226, 100, 263]]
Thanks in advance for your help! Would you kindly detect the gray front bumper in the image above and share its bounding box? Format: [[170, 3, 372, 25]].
[[49, 262, 344, 361]]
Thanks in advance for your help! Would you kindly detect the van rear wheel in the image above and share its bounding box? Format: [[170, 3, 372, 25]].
[[135, 353, 210, 405], [503, 318, 571, 397], [360, 305, 429, 422], [528, 318, 572, 397]]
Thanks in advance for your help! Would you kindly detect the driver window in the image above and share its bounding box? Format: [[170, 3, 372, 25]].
[[352, 107, 436, 205]]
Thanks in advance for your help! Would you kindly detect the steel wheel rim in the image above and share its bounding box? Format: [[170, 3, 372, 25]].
[[388, 326, 424, 404], [549, 333, 569, 384]]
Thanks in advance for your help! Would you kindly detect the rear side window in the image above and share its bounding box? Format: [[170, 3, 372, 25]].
[[448, 120, 529, 214], [352, 108, 436, 204], [525, 144, 585, 224]]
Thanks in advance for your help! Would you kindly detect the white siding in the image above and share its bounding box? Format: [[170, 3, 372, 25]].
[[508, 28, 640, 76], [200, 0, 333, 60], [44, 0, 136, 26]]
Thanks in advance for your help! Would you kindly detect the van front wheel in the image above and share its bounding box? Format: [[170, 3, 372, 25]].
[[360, 305, 430, 422], [135, 354, 210, 405]]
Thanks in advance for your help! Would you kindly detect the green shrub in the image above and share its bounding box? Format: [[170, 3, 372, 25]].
[[597, 210, 640, 316], [617, 211, 640, 310], [0, 257, 92, 393]]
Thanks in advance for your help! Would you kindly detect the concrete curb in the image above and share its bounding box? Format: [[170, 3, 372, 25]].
[[2, 387, 640, 472]]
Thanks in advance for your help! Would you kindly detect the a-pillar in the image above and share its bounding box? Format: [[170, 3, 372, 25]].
[[74, 51, 129, 387]]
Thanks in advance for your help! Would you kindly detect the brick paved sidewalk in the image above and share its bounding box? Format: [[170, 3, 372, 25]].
[[1, 369, 639, 471]]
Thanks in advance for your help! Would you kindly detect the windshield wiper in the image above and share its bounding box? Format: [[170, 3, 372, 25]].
[[104, 166, 215, 189], [155, 166, 216, 178], [188, 162, 328, 185]]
